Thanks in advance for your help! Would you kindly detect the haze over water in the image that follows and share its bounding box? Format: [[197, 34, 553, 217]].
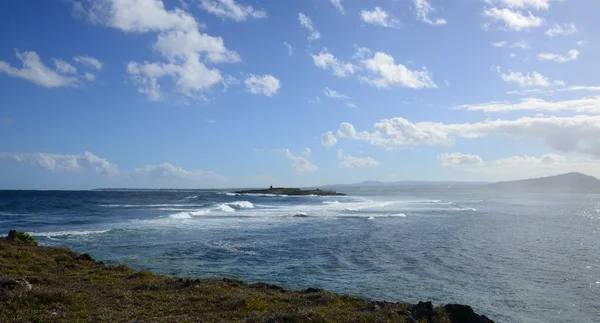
[[1, 188, 598, 322]]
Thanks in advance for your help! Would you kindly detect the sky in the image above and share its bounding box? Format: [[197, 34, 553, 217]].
[[1, 0, 600, 189]]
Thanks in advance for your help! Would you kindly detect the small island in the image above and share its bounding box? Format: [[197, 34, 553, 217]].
[[235, 186, 346, 196]]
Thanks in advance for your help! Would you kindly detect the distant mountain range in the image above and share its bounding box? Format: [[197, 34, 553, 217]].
[[486, 172, 600, 193], [318, 172, 600, 194]]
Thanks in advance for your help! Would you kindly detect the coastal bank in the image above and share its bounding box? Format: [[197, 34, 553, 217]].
[[0, 231, 493, 322]]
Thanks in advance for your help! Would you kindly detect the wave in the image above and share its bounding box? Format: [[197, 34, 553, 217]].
[[100, 204, 206, 208], [31, 230, 111, 238], [227, 201, 255, 209], [390, 213, 407, 217], [367, 216, 375, 220], [293, 213, 309, 218], [323, 200, 340, 205], [183, 195, 198, 199]]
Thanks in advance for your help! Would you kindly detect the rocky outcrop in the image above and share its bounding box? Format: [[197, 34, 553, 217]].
[[235, 187, 345, 196]]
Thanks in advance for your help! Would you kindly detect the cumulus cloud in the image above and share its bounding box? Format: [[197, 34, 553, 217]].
[[338, 150, 379, 169], [311, 48, 357, 78], [133, 162, 225, 181], [323, 87, 350, 100], [0, 152, 118, 175], [329, 0, 344, 14], [360, 7, 400, 28], [500, 70, 562, 87], [545, 23, 578, 37], [483, 7, 542, 31], [0, 50, 79, 88], [358, 51, 437, 89], [439, 152, 484, 167], [331, 115, 600, 158], [199, 0, 267, 21], [281, 149, 318, 173], [244, 74, 281, 97], [488, 0, 550, 10], [413, 0, 447, 25], [75, 0, 241, 101], [457, 96, 600, 114], [321, 131, 338, 148], [73, 55, 103, 70], [298, 13, 320, 41], [538, 49, 579, 63]]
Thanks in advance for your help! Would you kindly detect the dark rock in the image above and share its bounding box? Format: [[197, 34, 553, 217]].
[[411, 301, 442, 322], [444, 304, 495, 323], [7, 230, 17, 240], [234, 187, 345, 196], [250, 282, 285, 292], [76, 253, 95, 262], [303, 287, 324, 293]]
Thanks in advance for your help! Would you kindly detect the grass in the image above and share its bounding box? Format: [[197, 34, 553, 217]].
[[0, 233, 493, 322]]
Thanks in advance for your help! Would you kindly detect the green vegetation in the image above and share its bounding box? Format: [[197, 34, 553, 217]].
[[0, 232, 493, 322]]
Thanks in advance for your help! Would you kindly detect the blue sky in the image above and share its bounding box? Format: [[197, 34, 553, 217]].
[[1, 0, 599, 189]]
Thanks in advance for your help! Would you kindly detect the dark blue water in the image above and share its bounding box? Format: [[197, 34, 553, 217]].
[[1, 189, 599, 322]]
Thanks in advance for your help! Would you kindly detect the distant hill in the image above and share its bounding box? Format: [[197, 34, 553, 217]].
[[486, 172, 600, 193]]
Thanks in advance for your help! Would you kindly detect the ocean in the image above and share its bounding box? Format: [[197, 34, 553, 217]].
[[1, 188, 598, 322]]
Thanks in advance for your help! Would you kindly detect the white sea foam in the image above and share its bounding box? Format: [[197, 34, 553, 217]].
[[31, 230, 110, 238], [323, 200, 340, 205], [169, 212, 192, 219], [183, 195, 198, 199], [100, 204, 204, 208], [227, 201, 255, 209], [215, 204, 236, 212], [344, 208, 359, 212], [390, 213, 407, 217], [224, 192, 238, 196], [367, 216, 375, 220]]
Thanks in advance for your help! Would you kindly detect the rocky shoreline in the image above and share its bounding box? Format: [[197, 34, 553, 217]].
[[0, 231, 493, 322]]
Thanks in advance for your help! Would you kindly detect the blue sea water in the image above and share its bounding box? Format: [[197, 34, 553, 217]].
[[1, 188, 599, 322]]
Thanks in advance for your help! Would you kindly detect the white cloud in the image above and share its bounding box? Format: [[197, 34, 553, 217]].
[[53, 59, 77, 74], [329, 0, 344, 14], [360, 7, 400, 28], [510, 39, 529, 49], [335, 119, 452, 148], [73, 55, 103, 70], [538, 49, 579, 63], [298, 13, 320, 41], [490, 0, 550, 10], [311, 48, 357, 78], [413, 0, 447, 25], [345, 102, 358, 108], [0, 50, 79, 88], [84, 72, 96, 81], [545, 23, 578, 37], [439, 152, 484, 167], [323, 87, 350, 100], [76, 0, 240, 101], [199, 0, 267, 21], [576, 40, 588, 46], [457, 96, 600, 114], [483, 7, 542, 31], [244, 74, 281, 97], [501, 71, 562, 87], [283, 42, 293, 56], [332, 115, 600, 158], [359, 51, 437, 89], [321, 131, 338, 148], [491, 41, 508, 47], [558, 85, 600, 92], [2, 117, 14, 125], [133, 162, 224, 181], [281, 149, 318, 173], [0, 152, 118, 176], [493, 153, 566, 166], [338, 152, 380, 169], [309, 96, 322, 105]]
